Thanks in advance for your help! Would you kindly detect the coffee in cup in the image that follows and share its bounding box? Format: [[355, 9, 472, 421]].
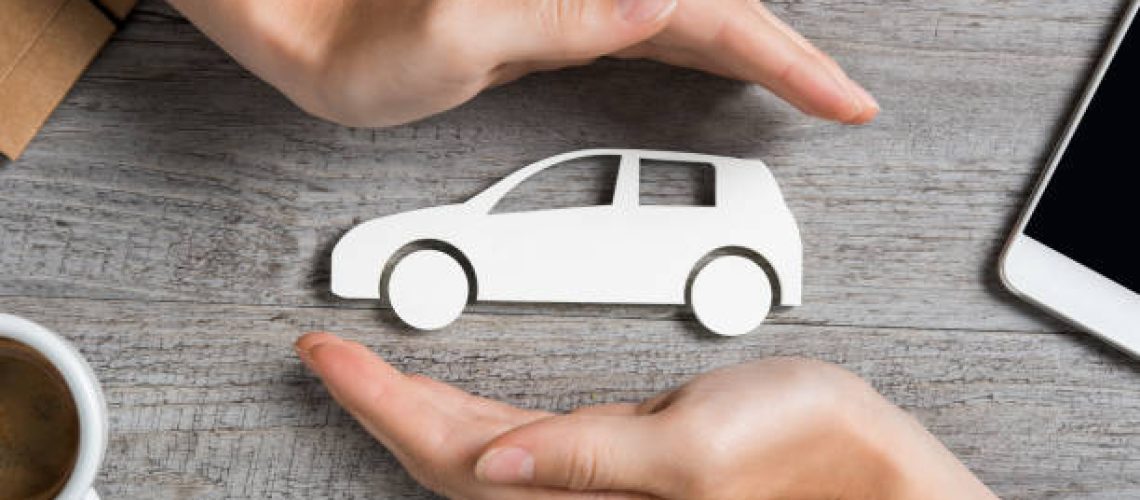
[[0, 314, 107, 500], [0, 338, 81, 500]]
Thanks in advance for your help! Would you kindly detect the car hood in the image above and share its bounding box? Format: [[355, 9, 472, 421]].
[[330, 204, 474, 298]]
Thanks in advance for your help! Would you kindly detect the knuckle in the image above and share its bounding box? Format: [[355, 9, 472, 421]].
[[564, 447, 601, 490], [537, 0, 584, 36], [534, 0, 594, 56]]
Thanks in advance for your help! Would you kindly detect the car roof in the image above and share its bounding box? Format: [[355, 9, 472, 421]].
[[553, 148, 742, 166]]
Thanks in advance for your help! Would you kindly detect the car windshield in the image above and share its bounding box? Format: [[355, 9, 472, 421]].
[[491, 155, 621, 213]]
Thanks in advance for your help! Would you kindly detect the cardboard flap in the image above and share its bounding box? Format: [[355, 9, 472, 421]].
[[0, 0, 69, 84], [0, 0, 137, 160]]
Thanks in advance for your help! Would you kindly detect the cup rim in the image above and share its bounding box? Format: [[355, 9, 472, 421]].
[[0, 313, 107, 500]]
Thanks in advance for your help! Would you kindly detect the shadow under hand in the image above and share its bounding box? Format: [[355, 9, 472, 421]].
[[458, 58, 790, 157]]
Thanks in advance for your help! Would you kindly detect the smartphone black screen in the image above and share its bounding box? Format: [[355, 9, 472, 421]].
[[1025, 10, 1140, 294]]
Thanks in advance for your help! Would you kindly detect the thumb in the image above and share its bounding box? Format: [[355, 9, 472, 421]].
[[474, 414, 683, 495], [477, 0, 677, 62]]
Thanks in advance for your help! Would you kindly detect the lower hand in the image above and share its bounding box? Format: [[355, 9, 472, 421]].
[[169, 0, 879, 127], [295, 332, 995, 500]]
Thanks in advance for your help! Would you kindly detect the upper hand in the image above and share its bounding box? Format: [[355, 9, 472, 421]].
[[295, 332, 995, 500], [169, 0, 879, 127]]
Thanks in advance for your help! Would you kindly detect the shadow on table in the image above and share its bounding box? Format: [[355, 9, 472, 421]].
[[468, 58, 785, 155], [1066, 332, 1140, 375]]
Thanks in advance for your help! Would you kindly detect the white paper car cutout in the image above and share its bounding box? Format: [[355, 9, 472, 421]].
[[331, 149, 802, 336]]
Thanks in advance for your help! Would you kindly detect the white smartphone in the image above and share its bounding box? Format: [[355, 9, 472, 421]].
[[1000, 0, 1140, 357]]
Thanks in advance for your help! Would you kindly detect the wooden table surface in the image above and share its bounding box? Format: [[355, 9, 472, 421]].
[[3, 1, 1139, 498]]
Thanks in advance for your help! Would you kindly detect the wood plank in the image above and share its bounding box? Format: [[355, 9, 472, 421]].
[[3, 297, 1138, 499]]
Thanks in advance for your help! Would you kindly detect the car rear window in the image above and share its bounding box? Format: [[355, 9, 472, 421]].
[[639, 160, 715, 207]]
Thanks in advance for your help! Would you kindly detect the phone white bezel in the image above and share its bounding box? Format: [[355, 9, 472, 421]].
[[999, 0, 1140, 357]]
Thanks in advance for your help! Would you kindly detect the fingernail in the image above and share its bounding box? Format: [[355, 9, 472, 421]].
[[829, 72, 865, 121], [618, 0, 676, 24], [849, 80, 880, 116], [294, 334, 338, 368], [476, 447, 534, 484]]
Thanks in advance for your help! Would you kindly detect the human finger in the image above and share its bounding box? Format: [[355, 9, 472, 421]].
[[474, 414, 681, 496], [621, 0, 878, 123], [296, 332, 468, 460]]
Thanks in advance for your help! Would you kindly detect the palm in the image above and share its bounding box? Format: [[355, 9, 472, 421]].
[[297, 333, 649, 500], [390, 376, 552, 499]]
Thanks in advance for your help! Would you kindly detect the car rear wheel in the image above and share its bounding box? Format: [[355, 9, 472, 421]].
[[689, 255, 773, 336], [386, 249, 469, 330]]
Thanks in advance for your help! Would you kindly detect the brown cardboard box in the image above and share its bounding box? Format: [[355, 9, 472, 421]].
[[0, 0, 136, 160]]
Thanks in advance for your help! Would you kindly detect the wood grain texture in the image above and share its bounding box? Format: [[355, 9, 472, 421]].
[[2, 0, 1139, 498]]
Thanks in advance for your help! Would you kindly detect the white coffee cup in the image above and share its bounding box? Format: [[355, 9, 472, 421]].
[[0, 314, 107, 500]]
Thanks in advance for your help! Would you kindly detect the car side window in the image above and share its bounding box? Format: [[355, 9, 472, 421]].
[[492, 155, 621, 214], [639, 160, 716, 207]]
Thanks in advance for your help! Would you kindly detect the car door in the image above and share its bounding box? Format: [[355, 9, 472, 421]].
[[470, 153, 638, 303], [620, 154, 724, 304]]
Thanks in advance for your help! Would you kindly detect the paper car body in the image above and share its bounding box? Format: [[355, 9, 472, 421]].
[[331, 149, 802, 335]]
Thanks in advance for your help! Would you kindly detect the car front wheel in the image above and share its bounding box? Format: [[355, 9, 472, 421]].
[[385, 249, 469, 330], [689, 255, 773, 336]]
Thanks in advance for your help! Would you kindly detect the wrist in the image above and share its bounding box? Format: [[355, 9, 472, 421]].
[[848, 398, 997, 500], [752, 370, 916, 500], [782, 372, 991, 500], [823, 396, 914, 500]]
